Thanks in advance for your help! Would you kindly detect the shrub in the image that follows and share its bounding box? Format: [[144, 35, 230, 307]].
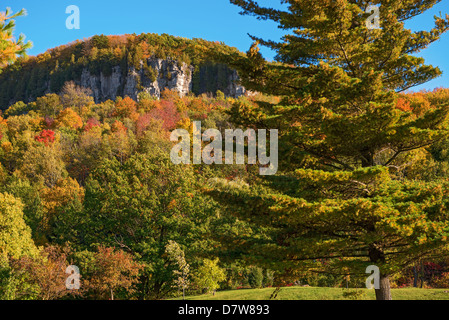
[[264, 270, 275, 288]]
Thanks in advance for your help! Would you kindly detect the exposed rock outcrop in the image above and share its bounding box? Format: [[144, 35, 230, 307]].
[[76, 58, 245, 103]]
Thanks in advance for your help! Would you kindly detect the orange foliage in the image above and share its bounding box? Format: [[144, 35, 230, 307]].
[[107, 34, 129, 47], [111, 120, 128, 133], [55, 108, 83, 129], [0, 116, 7, 135], [85, 246, 143, 300], [10, 245, 78, 300], [406, 92, 432, 116], [395, 88, 449, 119], [396, 97, 412, 112], [28, 116, 46, 132], [187, 97, 209, 113], [113, 96, 139, 121], [140, 41, 151, 60], [113, 47, 123, 59], [160, 88, 181, 101]]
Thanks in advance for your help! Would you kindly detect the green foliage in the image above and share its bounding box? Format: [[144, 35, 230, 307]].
[[165, 240, 190, 298], [143, 61, 157, 82], [0, 192, 38, 262], [191, 62, 235, 96], [91, 34, 110, 50], [35, 93, 62, 117], [264, 269, 275, 288], [18, 143, 67, 188], [67, 151, 218, 299], [194, 258, 227, 293], [1, 176, 46, 245], [341, 289, 367, 300], [3, 101, 33, 118], [1, 6, 449, 301], [298, 270, 342, 288], [247, 266, 264, 289], [206, 0, 449, 301], [0, 263, 39, 300]]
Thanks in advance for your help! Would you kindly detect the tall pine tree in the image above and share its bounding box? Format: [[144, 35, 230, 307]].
[[209, 0, 449, 300]]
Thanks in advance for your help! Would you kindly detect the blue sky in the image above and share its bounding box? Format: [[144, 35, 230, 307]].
[[6, 0, 449, 91]]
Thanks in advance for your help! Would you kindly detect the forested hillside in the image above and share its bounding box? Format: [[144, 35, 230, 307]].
[[0, 33, 246, 108]]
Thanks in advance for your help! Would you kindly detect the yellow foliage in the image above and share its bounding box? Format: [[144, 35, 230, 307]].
[[55, 108, 83, 129], [40, 177, 85, 216]]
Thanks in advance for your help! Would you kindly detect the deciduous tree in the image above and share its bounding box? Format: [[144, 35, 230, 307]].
[[193, 258, 226, 294], [0, 192, 37, 263], [83, 246, 142, 300]]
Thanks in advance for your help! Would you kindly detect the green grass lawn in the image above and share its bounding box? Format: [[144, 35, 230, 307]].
[[173, 286, 449, 300]]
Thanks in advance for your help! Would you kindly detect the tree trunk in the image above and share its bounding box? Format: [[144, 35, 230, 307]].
[[374, 275, 392, 300], [368, 244, 392, 300], [420, 261, 424, 288], [413, 266, 418, 288]]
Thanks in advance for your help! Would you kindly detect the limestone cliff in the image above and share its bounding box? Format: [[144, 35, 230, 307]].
[[77, 58, 246, 103]]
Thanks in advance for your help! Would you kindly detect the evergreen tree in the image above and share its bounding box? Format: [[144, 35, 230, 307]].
[[210, 0, 449, 300]]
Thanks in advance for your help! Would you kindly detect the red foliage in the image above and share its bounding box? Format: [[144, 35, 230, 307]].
[[136, 113, 153, 137], [35, 129, 55, 146], [84, 118, 100, 131], [44, 116, 55, 129], [149, 100, 181, 131]]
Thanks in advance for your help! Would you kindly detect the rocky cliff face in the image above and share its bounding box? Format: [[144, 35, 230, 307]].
[[77, 58, 246, 103]]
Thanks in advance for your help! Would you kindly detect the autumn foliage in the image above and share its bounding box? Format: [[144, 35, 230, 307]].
[[113, 96, 139, 121], [34, 129, 55, 145], [83, 246, 143, 300], [55, 108, 83, 129]]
